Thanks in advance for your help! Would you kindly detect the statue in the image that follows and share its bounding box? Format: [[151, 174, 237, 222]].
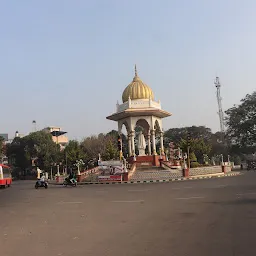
[[138, 131, 146, 156]]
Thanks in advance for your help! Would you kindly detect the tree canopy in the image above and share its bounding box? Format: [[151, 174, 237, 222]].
[[7, 131, 59, 170], [0, 136, 4, 160], [225, 91, 256, 153]]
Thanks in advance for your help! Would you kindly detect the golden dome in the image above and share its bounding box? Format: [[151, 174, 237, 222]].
[[122, 65, 154, 103]]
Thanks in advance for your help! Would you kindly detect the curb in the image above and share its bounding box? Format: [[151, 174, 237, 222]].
[[49, 172, 241, 186]]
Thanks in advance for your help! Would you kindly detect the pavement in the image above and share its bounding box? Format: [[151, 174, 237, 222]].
[[1, 172, 256, 256]]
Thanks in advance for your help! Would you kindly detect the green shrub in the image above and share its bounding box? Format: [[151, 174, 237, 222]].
[[190, 162, 200, 168]]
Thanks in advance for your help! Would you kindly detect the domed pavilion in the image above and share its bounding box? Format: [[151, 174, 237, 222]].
[[106, 65, 171, 166]]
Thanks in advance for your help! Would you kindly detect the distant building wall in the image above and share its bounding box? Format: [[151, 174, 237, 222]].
[[42, 126, 68, 150], [0, 134, 8, 141]]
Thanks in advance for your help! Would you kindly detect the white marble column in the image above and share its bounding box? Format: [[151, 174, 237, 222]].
[[160, 131, 164, 155], [131, 130, 135, 156], [147, 133, 151, 155], [128, 133, 132, 156], [151, 130, 157, 155]]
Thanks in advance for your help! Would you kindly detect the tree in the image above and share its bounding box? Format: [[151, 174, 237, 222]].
[[7, 137, 31, 169], [106, 130, 128, 157], [210, 132, 228, 156], [0, 136, 4, 159], [64, 140, 86, 168], [102, 139, 119, 160], [164, 126, 213, 147], [7, 131, 59, 170], [179, 137, 212, 163], [225, 91, 256, 153]]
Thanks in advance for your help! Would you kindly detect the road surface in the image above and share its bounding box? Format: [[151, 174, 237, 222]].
[[0, 172, 256, 256]]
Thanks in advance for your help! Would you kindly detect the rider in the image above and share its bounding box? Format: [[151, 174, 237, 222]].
[[67, 171, 76, 184], [38, 173, 46, 185], [71, 171, 77, 184]]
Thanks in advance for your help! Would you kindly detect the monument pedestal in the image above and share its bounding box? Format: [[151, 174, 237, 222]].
[[127, 155, 166, 167], [138, 149, 146, 156]]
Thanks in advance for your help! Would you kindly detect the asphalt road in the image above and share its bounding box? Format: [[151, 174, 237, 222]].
[[1, 172, 256, 256]]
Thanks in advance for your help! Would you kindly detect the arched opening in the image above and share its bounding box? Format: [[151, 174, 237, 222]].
[[154, 120, 163, 155], [135, 119, 150, 156], [120, 121, 129, 158]]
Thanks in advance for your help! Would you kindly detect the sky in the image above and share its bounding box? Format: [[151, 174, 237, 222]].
[[1, 0, 256, 140]]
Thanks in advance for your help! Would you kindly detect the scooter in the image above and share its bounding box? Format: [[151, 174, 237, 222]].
[[35, 180, 48, 189], [63, 178, 77, 187]]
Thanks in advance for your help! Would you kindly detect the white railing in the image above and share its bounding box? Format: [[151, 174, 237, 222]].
[[117, 99, 161, 112]]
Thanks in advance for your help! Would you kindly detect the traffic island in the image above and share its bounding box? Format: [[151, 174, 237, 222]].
[[48, 171, 241, 186]]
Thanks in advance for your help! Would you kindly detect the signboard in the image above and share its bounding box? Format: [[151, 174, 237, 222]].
[[98, 161, 122, 166], [98, 175, 122, 182]]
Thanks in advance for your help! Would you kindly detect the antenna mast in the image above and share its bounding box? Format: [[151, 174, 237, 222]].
[[214, 77, 225, 137]]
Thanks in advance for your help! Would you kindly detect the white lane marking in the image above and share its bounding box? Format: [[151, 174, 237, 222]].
[[57, 201, 83, 204], [112, 200, 144, 203], [175, 196, 205, 200], [128, 189, 151, 192], [236, 192, 256, 196]]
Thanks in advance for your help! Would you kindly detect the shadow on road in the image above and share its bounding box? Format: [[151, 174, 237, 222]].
[[208, 198, 256, 205]]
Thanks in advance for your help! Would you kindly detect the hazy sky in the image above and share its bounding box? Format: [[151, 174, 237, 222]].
[[1, 0, 255, 140]]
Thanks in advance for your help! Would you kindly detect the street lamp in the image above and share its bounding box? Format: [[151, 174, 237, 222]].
[[220, 154, 224, 165], [74, 159, 85, 175], [183, 153, 188, 169], [50, 163, 53, 180], [57, 164, 60, 176]]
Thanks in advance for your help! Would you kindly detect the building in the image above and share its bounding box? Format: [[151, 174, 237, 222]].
[[106, 65, 171, 166], [42, 126, 68, 150], [0, 134, 8, 142], [0, 133, 13, 145]]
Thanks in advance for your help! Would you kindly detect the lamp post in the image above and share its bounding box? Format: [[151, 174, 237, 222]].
[[74, 159, 85, 175], [57, 164, 60, 176], [50, 163, 53, 180], [183, 153, 188, 169], [187, 138, 191, 170]]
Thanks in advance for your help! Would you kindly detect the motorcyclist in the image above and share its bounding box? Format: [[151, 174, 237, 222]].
[[66, 171, 76, 184], [38, 173, 46, 186], [70, 172, 77, 184]]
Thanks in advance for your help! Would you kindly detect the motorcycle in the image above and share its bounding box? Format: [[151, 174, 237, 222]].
[[35, 180, 48, 189], [63, 178, 77, 187]]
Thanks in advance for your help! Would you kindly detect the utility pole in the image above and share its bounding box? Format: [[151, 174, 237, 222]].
[[214, 77, 225, 141]]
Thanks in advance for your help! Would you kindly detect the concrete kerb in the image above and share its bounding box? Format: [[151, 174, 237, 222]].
[[48, 172, 242, 186]]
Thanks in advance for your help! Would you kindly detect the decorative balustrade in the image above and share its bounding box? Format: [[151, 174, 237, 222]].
[[116, 99, 161, 113]]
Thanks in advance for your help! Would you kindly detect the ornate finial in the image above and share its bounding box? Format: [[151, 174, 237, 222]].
[[135, 64, 138, 77]]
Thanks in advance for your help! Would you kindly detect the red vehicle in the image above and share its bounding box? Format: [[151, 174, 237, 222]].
[[0, 164, 12, 188]]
